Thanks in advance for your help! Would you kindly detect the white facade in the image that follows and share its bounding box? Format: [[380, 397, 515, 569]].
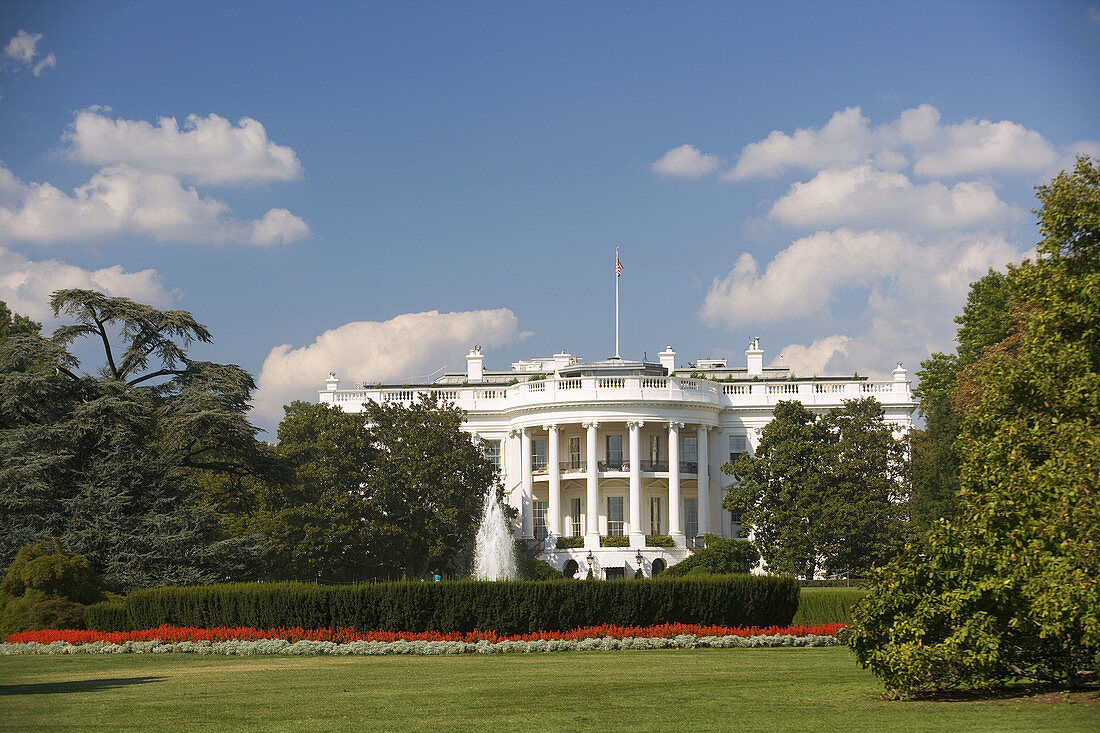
[[318, 341, 916, 578]]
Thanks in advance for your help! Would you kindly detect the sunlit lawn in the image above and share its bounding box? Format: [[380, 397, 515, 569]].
[[1, 647, 1096, 732]]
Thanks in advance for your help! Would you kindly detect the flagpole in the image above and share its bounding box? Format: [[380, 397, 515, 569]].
[[615, 246, 620, 359]]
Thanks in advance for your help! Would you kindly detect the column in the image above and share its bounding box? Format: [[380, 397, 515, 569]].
[[668, 421, 684, 548], [628, 421, 644, 548], [521, 427, 533, 539], [697, 425, 709, 540], [583, 421, 599, 550], [546, 424, 561, 537]]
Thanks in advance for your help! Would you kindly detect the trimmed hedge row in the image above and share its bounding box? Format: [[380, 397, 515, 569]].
[[791, 587, 867, 625], [84, 576, 798, 634]]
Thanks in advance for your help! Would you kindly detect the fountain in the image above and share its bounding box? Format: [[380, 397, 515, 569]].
[[473, 488, 518, 580]]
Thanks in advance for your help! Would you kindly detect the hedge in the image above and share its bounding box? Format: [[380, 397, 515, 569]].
[[85, 576, 799, 635], [791, 587, 867, 625]]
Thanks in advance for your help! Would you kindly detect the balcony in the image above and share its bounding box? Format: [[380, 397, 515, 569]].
[[559, 461, 586, 472]]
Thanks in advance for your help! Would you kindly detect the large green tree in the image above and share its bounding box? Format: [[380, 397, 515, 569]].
[[847, 156, 1100, 695], [723, 398, 909, 578], [0, 302, 40, 343], [909, 270, 1012, 530], [0, 290, 270, 591]]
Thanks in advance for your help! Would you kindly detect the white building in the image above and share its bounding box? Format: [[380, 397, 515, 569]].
[[318, 340, 916, 579]]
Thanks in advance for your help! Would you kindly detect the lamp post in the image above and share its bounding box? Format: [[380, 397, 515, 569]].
[[636, 549, 644, 578]]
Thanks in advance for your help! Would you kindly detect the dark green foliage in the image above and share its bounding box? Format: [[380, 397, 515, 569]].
[[663, 535, 760, 576], [848, 157, 1100, 696], [532, 561, 562, 581], [724, 399, 909, 578], [555, 537, 584, 549], [600, 536, 630, 547], [0, 538, 105, 634], [84, 599, 131, 631], [644, 535, 674, 547], [792, 588, 866, 625], [87, 576, 799, 634], [0, 291, 271, 591]]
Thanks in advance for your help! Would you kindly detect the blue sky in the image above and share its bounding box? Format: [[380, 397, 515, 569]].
[[1, 1, 1098, 434]]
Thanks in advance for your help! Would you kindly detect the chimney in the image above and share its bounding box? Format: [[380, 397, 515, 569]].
[[746, 337, 763, 376], [659, 346, 676, 374], [466, 345, 484, 382]]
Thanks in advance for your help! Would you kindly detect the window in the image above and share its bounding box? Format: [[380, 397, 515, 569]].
[[605, 567, 625, 580], [533, 439, 548, 472], [730, 512, 742, 540], [729, 435, 747, 465], [607, 496, 624, 536], [484, 439, 501, 471], [533, 500, 548, 540], [648, 435, 660, 463], [569, 436, 581, 469], [570, 497, 582, 537], [650, 497, 662, 535], [606, 434, 623, 469], [684, 497, 699, 539], [683, 436, 698, 463]]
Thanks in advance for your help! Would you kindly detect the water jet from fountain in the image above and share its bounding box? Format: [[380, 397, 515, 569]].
[[473, 488, 518, 580]]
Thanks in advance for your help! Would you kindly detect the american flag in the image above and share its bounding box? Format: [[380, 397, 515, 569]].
[[616, 256, 623, 277]]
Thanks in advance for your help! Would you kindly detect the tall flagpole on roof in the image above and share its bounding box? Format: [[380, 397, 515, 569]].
[[615, 246, 621, 359]]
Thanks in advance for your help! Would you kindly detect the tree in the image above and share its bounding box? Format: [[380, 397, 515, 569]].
[[909, 271, 1012, 529], [0, 538, 105, 635], [364, 392, 496, 579], [0, 301, 40, 342], [847, 156, 1100, 695], [0, 290, 270, 591], [210, 401, 382, 582], [723, 398, 909, 578]]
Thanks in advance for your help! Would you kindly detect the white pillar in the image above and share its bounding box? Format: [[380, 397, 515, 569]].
[[584, 421, 600, 550], [668, 421, 684, 548], [628, 421, 644, 548], [697, 425, 709, 540], [521, 427, 533, 539], [546, 423, 561, 537]]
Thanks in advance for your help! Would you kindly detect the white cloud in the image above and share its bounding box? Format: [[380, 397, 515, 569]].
[[0, 247, 172, 322], [0, 162, 310, 246], [64, 110, 303, 186], [775, 335, 851, 375], [703, 229, 1029, 371], [769, 164, 1019, 230], [725, 104, 1096, 181], [31, 53, 56, 77], [652, 144, 720, 178], [253, 309, 530, 424], [724, 107, 875, 180], [4, 30, 42, 64]]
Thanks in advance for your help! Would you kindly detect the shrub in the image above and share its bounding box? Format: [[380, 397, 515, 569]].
[[663, 535, 760, 576], [792, 588, 866, 625], [0, 539, 104, 635], [87, 576, 799, 634], [84, 599, 131, 632], [645, 535, 674, 547], [555, 537, 584, 549], [600, 536, 629, 547]]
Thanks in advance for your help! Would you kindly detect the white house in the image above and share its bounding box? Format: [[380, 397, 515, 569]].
[[318, 340, 916, 579]]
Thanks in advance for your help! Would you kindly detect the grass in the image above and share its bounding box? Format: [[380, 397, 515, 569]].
[[2, 647, 1096, 731]]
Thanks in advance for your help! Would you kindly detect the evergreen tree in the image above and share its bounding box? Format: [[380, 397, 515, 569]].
[[0, 290, 269, 591]]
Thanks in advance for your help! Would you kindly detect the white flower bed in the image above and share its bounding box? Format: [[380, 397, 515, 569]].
[[0, 634, 838, 656]]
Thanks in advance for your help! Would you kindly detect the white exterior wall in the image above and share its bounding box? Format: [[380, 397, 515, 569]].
[[319, 363, 917, 577]]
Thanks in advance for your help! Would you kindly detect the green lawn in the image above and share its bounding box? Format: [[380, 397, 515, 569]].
[[1, 647, 1096, 732]]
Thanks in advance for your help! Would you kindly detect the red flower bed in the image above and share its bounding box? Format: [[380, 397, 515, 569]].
[[6, 623, 844, 646]]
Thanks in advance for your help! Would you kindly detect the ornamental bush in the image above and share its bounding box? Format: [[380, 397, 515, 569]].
[[791, 588, 866, 625], [88, 575, 798, 635], [662, 535, 760, 577]]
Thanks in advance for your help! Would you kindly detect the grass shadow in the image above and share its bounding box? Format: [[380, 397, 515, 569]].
[[0, 676, 165, 696]]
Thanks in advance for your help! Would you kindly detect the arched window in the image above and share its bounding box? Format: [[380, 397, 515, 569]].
[[562, 559, 579, 579], [651, 558, 666, 576]]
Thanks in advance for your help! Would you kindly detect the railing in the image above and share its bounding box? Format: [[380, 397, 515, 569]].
[[640, 460, 669, 472], [560, 461, 586, 472], [323, 374, 913, 412], [598, 460, 626, 472], [532, 460, 548, 475]]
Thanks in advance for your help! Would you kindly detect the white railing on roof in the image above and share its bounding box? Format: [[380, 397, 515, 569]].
[[321, 374, 912, 412]]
